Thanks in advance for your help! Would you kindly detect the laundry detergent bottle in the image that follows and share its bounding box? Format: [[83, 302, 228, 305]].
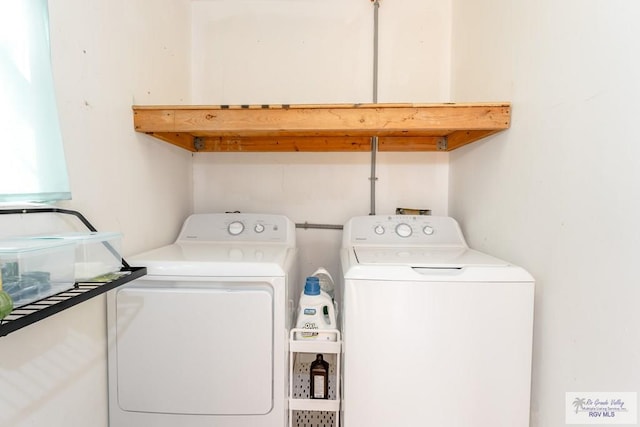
[[295, 276, 337, 341]]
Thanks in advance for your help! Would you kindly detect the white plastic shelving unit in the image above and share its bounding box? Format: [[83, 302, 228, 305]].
[[289, 328, 341, 427]]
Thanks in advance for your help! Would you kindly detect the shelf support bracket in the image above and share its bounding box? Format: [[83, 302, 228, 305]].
[[437, 137, 448, 151], [193, 137, 205, 151]]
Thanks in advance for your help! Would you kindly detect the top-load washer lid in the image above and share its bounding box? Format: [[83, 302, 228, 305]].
[[130, 213, 296, 276], [352, 246, 508, 268], [345, 245, 532, 282]]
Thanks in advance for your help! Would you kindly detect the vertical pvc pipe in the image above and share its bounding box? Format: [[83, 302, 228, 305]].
[[372, 0, 380, 104], [369, 0, 380, 215], [370, 136, 378, 216]]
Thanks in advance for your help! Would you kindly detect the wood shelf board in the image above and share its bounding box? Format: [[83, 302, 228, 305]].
[[196, 135, 372, 152], [133, 103, 510, 152]]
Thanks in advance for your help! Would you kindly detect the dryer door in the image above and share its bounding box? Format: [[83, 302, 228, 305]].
[[115, 280, 274, 415]]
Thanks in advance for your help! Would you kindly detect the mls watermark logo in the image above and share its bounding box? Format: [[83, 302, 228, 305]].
[[566, 392, 637, 424]]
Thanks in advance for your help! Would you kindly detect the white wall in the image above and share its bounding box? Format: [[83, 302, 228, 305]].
[[191, 0, 451, 281], [450, 0, 640, 426], [193, 151, 448, 279], [376, 0, 451, 103], [191, 0, 373, 104], [0, 1, 192, 426], [192, 0, 451, 104], [52, 0, 193, 252]]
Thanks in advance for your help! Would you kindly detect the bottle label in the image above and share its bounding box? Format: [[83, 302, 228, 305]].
[[304, 308, 316, 315], [313, 375, 326, 399], [301, 321, 319, 338]]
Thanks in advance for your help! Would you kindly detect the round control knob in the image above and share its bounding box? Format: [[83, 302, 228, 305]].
[[254, 223, 265, 233], [228, 221, 245, 236], [395, 223, 413, 238], [423, 225, 434, 235], [374, 225, 385, 235]]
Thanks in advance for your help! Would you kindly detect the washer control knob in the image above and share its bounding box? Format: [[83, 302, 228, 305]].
[[228, 221, 245, 236], [395, 223, 413, 238], [254, 223, 265, 233], [374, 225, 385, 235], [423, 225, 435, 235]]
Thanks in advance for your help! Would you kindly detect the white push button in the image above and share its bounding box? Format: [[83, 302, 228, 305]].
[[374, 225, 385, 235], [254, 223, 265, 233], [423, 225, 434, 235]]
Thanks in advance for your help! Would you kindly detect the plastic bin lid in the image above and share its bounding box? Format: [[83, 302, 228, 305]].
[[19, 231, 122, 242], [0, 238, 76, 253]]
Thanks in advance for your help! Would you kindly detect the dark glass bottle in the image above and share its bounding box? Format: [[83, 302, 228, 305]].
[[310, 353, 329, 399]]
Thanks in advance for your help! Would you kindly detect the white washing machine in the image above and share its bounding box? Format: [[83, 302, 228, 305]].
[[340, 215, 535, 427], [107, 213, 298, 427]]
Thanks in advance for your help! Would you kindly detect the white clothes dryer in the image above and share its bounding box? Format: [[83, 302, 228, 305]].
[[107, 213, 298, 427], [340, 215, 534, 427]]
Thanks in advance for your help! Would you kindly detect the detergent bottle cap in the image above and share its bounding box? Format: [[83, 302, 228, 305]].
[[304, 276, 321, 296]]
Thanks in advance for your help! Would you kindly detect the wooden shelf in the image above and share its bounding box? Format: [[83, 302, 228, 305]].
[[133, 103, 510, 152]]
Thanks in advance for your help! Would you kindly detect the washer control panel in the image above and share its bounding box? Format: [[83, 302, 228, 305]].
[[177, 213, 294, 244], [343, 215, 467, 246]]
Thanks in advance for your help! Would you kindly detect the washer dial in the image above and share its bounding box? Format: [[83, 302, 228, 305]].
[[395, 223, 413, 238], [228, 221, 245, 236]]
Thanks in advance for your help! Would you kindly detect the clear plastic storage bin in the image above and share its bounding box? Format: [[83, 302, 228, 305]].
[[25, 232, 123, 281], [65, 232, 123, 280], [0, 239, 76, 308]]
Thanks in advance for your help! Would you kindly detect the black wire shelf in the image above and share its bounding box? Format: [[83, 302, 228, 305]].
[[0, 207, 146, 337]]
